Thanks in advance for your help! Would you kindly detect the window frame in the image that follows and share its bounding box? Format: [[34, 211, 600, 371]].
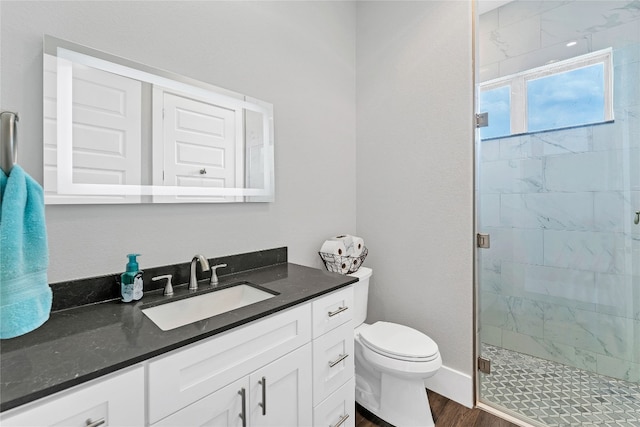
[[480, 48, 613, 138]]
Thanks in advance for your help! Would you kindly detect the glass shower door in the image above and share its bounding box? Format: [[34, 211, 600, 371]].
[[476, 1, 640, 425]]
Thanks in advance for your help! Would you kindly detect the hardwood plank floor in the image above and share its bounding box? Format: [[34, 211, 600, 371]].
[[355, 390, 520, 427]]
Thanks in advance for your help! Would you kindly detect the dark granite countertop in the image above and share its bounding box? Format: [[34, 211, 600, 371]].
[[0, 259, 356, 412]]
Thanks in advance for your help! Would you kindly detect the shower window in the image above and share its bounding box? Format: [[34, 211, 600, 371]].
[[479, 48, 613, 140], [527, 63, 606, 132], [479, 85, 511, 139]]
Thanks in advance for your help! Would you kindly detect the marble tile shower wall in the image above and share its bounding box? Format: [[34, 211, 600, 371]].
[[478, 1, 640, 383]]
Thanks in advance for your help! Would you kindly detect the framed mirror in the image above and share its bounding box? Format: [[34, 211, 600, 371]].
[[43, 35, 274, 204]]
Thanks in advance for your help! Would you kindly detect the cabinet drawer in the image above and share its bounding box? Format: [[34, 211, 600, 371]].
[[148, 303, 311, 424], [312, 321, 354, 405], [0, 366, 144, 427], [313, 377, 355, 427], [312, 286, 354, 338]]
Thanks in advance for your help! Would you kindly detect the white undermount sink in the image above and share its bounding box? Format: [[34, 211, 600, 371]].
[[141, 283, 276, 331]]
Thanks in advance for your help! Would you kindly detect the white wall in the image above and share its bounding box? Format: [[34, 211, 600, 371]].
[[356, 1, 475, 406], [0, 1, 357, 282]]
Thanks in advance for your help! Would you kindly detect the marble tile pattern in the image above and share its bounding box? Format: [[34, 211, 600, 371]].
[[478, 0, 640, 385], [480, 344, 640, 426]]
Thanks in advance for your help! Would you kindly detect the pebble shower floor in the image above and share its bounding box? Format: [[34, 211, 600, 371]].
[[480, 344, 640, 427]]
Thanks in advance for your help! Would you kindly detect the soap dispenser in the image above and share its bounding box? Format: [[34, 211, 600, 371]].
[[121, 254, 143, 302]]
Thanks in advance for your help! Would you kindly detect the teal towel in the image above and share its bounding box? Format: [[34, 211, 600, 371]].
[[0, 165, 52, 339]]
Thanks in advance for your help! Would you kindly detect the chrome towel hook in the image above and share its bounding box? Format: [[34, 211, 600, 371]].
[[0, 111, 19, 175]]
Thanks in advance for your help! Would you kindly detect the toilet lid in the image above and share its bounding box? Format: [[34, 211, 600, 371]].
[[359, 321, 439, 361]]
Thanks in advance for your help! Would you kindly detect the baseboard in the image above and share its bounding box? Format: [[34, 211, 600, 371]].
[[424, 364, 474, 408]]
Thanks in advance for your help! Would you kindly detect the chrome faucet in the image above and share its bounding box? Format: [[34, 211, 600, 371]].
[[209, 263, 228, 286], [189, 255, 210, 291]]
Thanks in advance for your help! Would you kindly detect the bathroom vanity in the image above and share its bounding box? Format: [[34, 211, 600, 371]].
[[0, 249, 356, 427]]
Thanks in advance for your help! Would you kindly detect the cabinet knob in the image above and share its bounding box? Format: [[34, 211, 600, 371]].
[[237, 388, 247, 427], [258, 376, 267, 415], [327, 306, 348, 317], [331, 413, 350, 427], [328, 353, 349, 368], [85, 418, 106, 427]]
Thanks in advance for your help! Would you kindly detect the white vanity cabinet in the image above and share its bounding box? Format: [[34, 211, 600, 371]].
[[0, 365, 145, 427], [311, 286, 356, 427], [0, 284, 355, 427], [150, 285, 355, 427], [147, 303, 312, 425], [153, 344, 312, 427]]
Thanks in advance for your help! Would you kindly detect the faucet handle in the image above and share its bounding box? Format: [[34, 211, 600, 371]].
[[209, 264, 228, 286], [152, 274, 174, 296]]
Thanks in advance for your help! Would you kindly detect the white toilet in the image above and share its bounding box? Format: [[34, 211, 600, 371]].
[[349, 267, 441, 427]]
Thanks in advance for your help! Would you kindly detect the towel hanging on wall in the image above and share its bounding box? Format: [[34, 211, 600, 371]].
[[0, 165, 52, 339]]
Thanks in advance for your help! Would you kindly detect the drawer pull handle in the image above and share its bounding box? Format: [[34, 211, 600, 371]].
[[328, 306, 348, 317], [85, 418, 106, 427], [329, 353, 349, 368], [238, 388, 247, 427], [331, 413, 350, 427], [259, 376, 267, 415]]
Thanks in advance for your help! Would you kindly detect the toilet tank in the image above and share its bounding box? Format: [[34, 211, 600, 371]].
[[348, 267, 372, 327]]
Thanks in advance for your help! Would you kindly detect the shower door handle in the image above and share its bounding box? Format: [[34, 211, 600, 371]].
[[635, 211, 640, 225]]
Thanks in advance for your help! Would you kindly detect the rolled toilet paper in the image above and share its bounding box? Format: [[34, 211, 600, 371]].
[[350, 236, 365, 256], [339, 259, 351, 274], [349, 256, 361, 272], [330, 235, 355, 256], [320, 239, 348, 256]]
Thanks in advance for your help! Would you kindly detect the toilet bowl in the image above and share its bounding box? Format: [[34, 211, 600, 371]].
[[349, 267, 441, 427]]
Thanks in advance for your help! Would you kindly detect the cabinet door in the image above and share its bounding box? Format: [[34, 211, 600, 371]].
[[148, 304, 311, 424], [153, 377, 249, 427], [0, 366, 144, 427], [250, 343, 312, 427]]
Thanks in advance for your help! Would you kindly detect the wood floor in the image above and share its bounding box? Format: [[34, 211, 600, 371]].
[[355, 390, 520, 427]]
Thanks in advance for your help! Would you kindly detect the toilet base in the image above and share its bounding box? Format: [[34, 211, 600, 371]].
[[357, 372, 435, 427]]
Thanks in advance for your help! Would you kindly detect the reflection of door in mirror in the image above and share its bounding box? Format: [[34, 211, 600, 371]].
[[151, 88, 243, 203], [245, 109, 265, 190], [43, 35, 274, 204], [43, 55, 142, 204]]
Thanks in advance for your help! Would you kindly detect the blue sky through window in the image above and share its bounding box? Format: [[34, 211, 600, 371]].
[[527, 64, 605, 132], [479, 50, 611, 140], [479, 85, 511, 139]]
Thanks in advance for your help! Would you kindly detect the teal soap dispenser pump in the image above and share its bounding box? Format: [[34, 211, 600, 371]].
[[121, 254, 143, 302]]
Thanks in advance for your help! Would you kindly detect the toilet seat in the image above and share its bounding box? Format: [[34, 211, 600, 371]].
[[358, 321, 439, 362]]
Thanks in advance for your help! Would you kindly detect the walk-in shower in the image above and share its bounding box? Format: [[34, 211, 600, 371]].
[[475, 1, 639, 426]]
